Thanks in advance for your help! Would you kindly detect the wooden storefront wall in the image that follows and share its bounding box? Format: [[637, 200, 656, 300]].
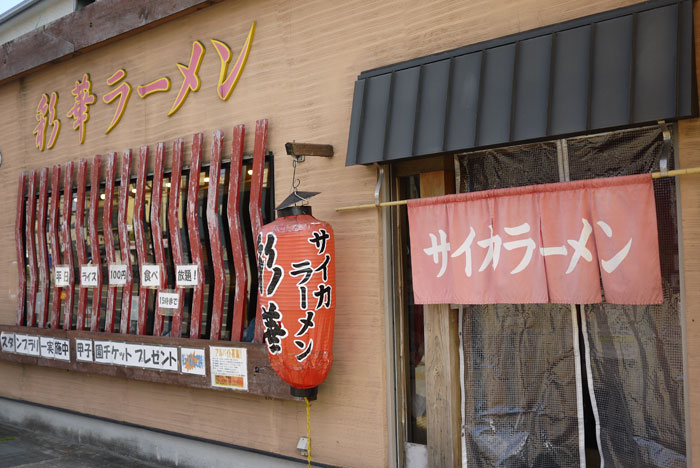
[[1, 0, 699, 466]]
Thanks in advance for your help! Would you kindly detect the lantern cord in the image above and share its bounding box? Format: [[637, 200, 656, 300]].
[[305, 396, 312, 467]]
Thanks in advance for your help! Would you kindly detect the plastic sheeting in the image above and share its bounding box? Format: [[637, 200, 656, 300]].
[[583, 295, 686, 468], [461, 305, 582, 468], [458, 142, 559, 192]]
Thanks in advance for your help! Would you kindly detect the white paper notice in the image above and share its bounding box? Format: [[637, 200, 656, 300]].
[[54, 266, 70, 287], [0, 332, 15, 353], [157, 292, 179, 310], [14, 334, 40, 356], [80, 265, 99, 287], [175, 264, 200, 287], [180, 347, 206, 375], [92, 340, 178, 371], [75, 339, 94, 362], [141, 264, 161, 288], [209, 346, 248, 390], [108, 264, 128, 286], [39, 336, 71, 361], [93, 340, 125, 365]]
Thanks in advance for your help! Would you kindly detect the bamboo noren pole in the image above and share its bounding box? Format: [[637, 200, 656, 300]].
[[336, 167, 700, 212]]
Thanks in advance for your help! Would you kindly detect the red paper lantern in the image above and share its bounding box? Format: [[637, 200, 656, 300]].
[[257, 205, 335, 398]]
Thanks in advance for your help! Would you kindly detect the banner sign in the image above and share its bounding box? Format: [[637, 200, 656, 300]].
[[408, 174, 662, 305]]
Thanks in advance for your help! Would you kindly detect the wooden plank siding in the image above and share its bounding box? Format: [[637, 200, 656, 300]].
[[0, 0, 690, 467]]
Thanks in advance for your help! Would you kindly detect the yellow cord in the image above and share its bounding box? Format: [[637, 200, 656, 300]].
[[305, 397, 311, 467]]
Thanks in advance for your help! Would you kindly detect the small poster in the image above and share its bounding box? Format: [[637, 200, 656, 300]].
[[141, 264, 161, 288], [54, 265, 71, 287], [209, 346, 248, 390], [108, 264, 128, 286], [80, 265, 99, 287], [0, 332, 15, 353], [39, 337, 70, 361], [180, 347, 206, 375], [175, 264, 200, 287]]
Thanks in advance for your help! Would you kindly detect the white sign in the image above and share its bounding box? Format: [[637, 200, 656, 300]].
[[80, 265, 99, 287], [210, 346, 248, 390], [108, 264, 128, 286], [14, 334, 40, 356], [76, 339, 93, 362], [93, 340, 178, 372], [175, 264, 200, 287], [157, 291, 179, 310], [180, 347, 206, 375], [0, 332, 15, 353], [141, 264, 161, 288], [54, 265, 70, 287], [39, 336, 70, 361]]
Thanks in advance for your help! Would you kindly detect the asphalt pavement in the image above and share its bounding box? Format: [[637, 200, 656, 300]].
[[0, 422, 163, 468]]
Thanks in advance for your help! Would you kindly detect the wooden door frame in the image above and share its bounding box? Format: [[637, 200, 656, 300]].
[[387, 155, 461, 468]]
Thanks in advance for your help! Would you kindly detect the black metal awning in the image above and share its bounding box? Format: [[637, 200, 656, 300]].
[[345, 0, 697, 166]]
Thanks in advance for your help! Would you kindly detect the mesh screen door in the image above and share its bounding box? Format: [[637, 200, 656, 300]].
[[457, 126, 687, 468], [569, 128, 686, 468], [459, 142, 584, 468]]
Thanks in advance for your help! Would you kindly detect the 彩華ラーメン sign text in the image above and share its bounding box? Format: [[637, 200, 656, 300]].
[[32, 22, 256, 150], [408, 174, 663, 305]]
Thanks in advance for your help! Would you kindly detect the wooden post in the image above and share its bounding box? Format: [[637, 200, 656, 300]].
[[419, 170, 461, 468]]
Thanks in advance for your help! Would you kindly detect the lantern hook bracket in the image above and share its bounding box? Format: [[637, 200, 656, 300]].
[[285, 142, 334, 163], [292, 156, 302, 195], [276, 155, 320, 211]]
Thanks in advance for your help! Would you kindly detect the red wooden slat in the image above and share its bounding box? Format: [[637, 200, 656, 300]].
[[151, 142, 168, 336], [61, 161, 75, 330], [227, 124, 247, 342], [249, 118, 268, 343], [26, 170, 38, 328], [37, 168, 50, 328], [75, 159, 88, 331], [103, 153, 118, 333], [15, 172, 26, 326], [134, 146, 150, 336], [187, 133, 204, 338], [168, 139, 185, 338], [118, 150, 133, 334], [89, 155, 103, 331], [207, 130, 225, 340], [49, 165, 62, 329]]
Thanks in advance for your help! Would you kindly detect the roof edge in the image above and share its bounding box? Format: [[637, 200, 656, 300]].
[[0, 0, 44, 26], [0, 0, 224, 86]]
